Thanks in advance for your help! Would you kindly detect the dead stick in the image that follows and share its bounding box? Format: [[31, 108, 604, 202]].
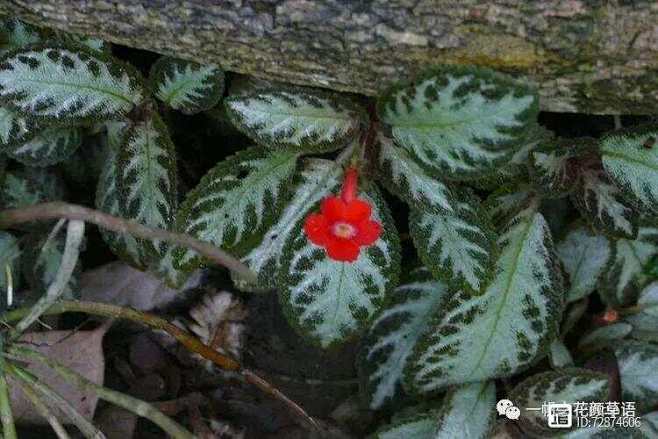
[[0, 202, 257, 283]]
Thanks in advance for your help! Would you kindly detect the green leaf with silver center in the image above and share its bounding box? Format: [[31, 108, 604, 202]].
[[175, 146, 299, 273], [0, 45, 145, 123], [600, 124, 658, 215], [225, 86, 364, 153], [378, 65, 538, 180], [406, 200, 563, 391], [150, 56, 225, 115], [240, 158, 342, 290], [556, 226, 611, 303], [5, 126, 82, 167], [278, 184, 400, 348], [378, 136, 496, 292], [598, 225, 658, 307], [360, 268, 450, 409], [116, 113, 177, 258]]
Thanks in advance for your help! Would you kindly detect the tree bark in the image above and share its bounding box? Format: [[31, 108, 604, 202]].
[[1, 0, 657, 115]]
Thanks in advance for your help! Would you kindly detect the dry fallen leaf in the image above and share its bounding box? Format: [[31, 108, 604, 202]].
[[155, 290, 248, 373], [79, 261, 202, 310], [8, 325, 108, 424], [187, 291, 248, 361]]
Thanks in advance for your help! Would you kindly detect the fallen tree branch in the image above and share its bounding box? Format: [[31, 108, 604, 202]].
[[0, 202, 258, 284]]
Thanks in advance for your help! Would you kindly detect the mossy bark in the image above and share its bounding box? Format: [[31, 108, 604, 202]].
[[1, 0, 657, 114]]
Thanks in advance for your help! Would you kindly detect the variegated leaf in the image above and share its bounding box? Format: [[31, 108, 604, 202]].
[[0, 18, 40, 55], [0, 231, 21, 296], [154, 244, 196, 289], [360, 269, 449, 409], [175, 146, 299, 272], [117, 114, 177, 256], [372, 409, 437, 439], [614, 340, 658, 413], [150, 57, 225, 114], [0, 168, 65, 209], [625, 282, 658, 342], [601, 124, 658, 214], [434, 381, 495, 439], [484, 185, 536, 229], [406, 203, 563, 391], [5, 126, 82, 166], [0, 46, 144, 122], [225, 87, 363, 152], [474, 125, 551, 190], [377, 135, 454, 212], [578, 323, 632, 352], [410, 191, 495, 292], [571, 168, 638, 239], [549, 339, 573, 368], [530, 138, 594, 197], [240, 158, 341, 290], [378, 65, 538, 179], [0, 106, 37, 148], [95, 122, 147, 268], [509, 369, 608, 436], [599, 226, 658, 307], [557, 226, 611, 302], [278, 186, 400, 348]]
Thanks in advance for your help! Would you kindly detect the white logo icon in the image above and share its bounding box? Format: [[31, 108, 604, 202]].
[[506, 406, 521, 420], [546, 403, 572, 428], [497, 399, 521, 420]]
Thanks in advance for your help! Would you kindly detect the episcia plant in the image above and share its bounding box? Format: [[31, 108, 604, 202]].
[[0, 15, 658, 439]]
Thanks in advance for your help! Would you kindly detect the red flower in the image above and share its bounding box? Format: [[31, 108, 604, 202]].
[[304, 168, 382, 262]]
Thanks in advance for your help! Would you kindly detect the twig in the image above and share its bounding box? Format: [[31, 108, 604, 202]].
[[2, 300, 319, 432], [0, 202, 258, 284], [0, 358, 17, 439], [10, 347, 195, 439], [10, 374, 71, 439], [12, 220, 85, 339], [4, 362, 105, 439]]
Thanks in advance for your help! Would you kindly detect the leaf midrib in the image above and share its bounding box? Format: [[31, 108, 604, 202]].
[[10, 77, 134, 106], [238, 101, 353, 122], [137, 125, 166, 228], [161, 70, 212, 106], [468, 213, 535, 379]]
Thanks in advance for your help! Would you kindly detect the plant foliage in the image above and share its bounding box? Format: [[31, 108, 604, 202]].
[[0, 16, 657, 437]]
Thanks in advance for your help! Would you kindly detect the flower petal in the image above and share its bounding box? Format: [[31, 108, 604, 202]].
[[326, 238, 360, 262], [304, 213, 329, 245], [344, 199, 372, 222], [321, 196, 346, 222], [354, 220, 382, 246]]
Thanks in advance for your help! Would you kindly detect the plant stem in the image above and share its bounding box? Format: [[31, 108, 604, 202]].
[[0, 359, 17, 439], [0, 202, 257, 284], [2, 300, 319, 432], [10, 373, 71, 439], [10, 347, 195, 439], [5, 300, 239, 371], [12, 220, 85, 339], [4, 363, 104, 439]]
